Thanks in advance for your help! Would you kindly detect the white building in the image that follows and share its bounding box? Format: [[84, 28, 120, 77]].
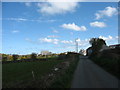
[[41, 51, 52, 55]]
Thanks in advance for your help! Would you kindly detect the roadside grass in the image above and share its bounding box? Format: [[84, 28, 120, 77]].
[[2, 59, 64, 88], [91, 57, 119, 79], [50, 55, 79, 88]]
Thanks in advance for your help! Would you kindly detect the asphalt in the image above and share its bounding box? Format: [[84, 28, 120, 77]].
[[71, 56, 119, 88]]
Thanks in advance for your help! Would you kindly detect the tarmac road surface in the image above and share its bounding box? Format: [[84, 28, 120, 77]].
[[71, 56, 119, 88]]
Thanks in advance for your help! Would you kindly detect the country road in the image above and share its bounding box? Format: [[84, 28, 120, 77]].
[[71, 56, 119, 88]]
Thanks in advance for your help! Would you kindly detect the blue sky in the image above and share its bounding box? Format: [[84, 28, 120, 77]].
[[2, 2, 119, 54]]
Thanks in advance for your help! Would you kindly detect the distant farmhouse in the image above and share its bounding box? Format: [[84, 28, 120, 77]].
[[41, 51, 52, 56]]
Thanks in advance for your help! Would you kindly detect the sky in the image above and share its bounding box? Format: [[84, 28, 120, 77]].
[[2, 2, 119, 55]]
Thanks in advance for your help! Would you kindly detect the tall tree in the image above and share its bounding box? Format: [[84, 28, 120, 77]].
[[89, 38, 106, 56], [12, 54, 19, 61], [31, 53, 37, 60]]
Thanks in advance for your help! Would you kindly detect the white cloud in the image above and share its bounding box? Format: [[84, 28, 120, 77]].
[[98, 35, 119, 45], [75, 36, 118, 48], [11, 30, 19, 33], [76, 38, 81, 42], [66, 36, 116, 49], [25, 38, 31, 41], [46, 19, 56, 22], [53, 30, 59, 33], [115, 36, 120, 39], [47, 35, 59, 38], [60, 38, 89, 48], [5, 18, 27, 22], [37, 0, 79, 15], [26, 35, 118, 52], [2, 0, 119, 2], [39, 38, 59, 44], [61, 23, 87, 31], [4, 18, 57, 23], [25, 38, 41, 45], [61, 40, 74, 44], [99, 35, 113, 41], [95, 6, 118, 20], [25, 2, 31, 7], [77, 39, 89, 46], [90, 21, 106, 28]]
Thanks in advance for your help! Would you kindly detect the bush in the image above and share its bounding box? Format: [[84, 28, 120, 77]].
[[2, 57, 7, 61], [31, 53, 37, 60], [12, 54, 19, 61]]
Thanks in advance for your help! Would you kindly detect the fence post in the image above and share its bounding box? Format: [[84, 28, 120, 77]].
[[32, 70, 35, 80]]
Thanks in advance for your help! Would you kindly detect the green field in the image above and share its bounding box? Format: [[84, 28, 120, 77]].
[[3, 59, 64, 88]]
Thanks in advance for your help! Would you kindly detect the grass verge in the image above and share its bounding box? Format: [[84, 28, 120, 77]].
[[91, 57, 119, 79], [49, 54, 79, 88]]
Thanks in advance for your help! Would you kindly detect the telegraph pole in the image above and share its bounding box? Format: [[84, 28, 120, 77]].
[[75, 38, 78, 53]]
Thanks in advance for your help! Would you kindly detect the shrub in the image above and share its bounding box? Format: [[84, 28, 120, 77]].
[[12, 54, 19, 61], [2, 56, 7, 61], [31, 53, 37, 60]]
